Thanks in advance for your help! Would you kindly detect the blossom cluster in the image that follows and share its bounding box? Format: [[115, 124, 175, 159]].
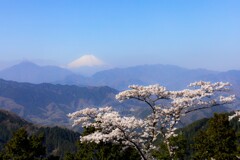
[[68, 106, 153, 158], [69, 81, 235, 160], [229, 110, 240, 121]]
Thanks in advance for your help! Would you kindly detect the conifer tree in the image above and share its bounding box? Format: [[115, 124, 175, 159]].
[[193, 113, 237, 160], [0, 128, 46, 160]]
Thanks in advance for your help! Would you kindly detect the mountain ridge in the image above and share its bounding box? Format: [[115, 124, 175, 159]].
[[0, 61, 73, 83], [1, 61, 239, 91], [0, 78, 121, 126]]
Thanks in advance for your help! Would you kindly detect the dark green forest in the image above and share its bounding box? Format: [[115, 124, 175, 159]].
[[0, 110, 80, 159], [0, 109, 239, 160]]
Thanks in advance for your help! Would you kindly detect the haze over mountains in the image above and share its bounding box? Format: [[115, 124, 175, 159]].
[[0, 61, 73, 84], [0, 79, 122, 126], [0, 61, 239, 127], [0, 78, 236, 128], [1, 61, 240, 92]]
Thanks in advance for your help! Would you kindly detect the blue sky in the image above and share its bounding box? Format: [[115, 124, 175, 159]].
[[0, 0, 240, 71]]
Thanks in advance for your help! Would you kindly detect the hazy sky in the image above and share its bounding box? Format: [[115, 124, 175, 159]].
[[0, 0, 240, 71]]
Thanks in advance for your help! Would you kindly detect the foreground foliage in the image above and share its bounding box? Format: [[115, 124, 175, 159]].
[[69, 81, 235, 159], [64, 127, 140, 160], [0, 109, 80, 159], [0, 128, 45, 160], [193, 113, 238, 159], [0, 112, 239, 159]]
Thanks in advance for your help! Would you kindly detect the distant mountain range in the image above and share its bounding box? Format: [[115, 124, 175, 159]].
[[0, 78, 147, 127], [0, 79, 125, 126], [0, 78, 238, 127], [1, 62, 240, 93], [0, 62, 239, 126], [0, 61, 73, 84]]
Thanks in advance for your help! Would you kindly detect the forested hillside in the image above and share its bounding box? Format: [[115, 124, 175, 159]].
[[0, 79, 237, 128], [1, 109, 239, 159], [0, 109, 80, 159], [0, 79, 121, 126]]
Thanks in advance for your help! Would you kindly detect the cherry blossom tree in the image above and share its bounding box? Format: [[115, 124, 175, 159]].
[[68, 81, 235, 160]]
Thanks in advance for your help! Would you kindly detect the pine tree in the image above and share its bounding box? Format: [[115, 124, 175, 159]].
[[193, 113, 237, 160], [0, 128, 46, 160]]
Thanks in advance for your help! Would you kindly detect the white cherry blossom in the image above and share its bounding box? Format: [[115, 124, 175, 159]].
[[229, 110, 240, 121], [69, 81, 235, 160]]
